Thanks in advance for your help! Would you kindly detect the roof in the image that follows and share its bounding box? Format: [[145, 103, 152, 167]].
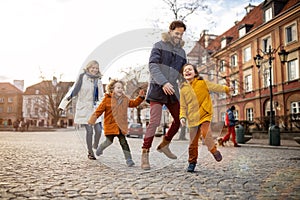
[[0, 82, 23, 94], [188, 0, 299, 56]]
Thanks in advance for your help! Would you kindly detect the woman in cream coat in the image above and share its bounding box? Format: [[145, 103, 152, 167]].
[[59, 60, 104, 160]]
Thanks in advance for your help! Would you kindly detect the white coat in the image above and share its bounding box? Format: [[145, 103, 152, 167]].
[[59, 73, 104, 124]]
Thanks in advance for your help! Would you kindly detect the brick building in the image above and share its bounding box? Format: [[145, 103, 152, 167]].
[[0, 82, 23, 127], [187, 0, 300, 130]]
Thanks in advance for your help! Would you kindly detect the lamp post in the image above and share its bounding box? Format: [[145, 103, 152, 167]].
[[253, 45, 288, 145]]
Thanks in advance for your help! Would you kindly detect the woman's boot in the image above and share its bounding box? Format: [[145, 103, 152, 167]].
[[141, 148, 150, 170]]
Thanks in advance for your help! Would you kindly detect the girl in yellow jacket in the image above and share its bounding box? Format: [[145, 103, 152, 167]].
[[180, 64, 230, 172], [88, 79, 145, 167]]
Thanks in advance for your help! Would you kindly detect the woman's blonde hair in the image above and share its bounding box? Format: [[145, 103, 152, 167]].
[[106, 79, 125, 94], [84, 60, 102, 77]]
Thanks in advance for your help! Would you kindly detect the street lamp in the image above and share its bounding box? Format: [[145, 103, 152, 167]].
[[253, 45, 288, 145]]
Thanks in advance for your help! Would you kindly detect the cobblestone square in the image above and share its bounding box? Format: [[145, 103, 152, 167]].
[[0, 129, 299, 199]]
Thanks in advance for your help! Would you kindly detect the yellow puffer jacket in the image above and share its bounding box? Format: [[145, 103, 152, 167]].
[[180, 78, 229, 127]]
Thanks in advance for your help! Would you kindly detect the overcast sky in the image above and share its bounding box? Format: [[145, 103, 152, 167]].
[[0, 0, 262, 88]]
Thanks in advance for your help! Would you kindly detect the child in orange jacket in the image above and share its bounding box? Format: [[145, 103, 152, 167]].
[[180, 64, 230, 172], [88, 79, 145, 167]]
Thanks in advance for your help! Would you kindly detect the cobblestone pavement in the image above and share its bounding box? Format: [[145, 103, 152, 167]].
[[0, 129, 299, 199]]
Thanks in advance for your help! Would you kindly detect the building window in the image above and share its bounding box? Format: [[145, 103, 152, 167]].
[[231, 80, 238, 96], [0, 98, 4, 103], [230, 54, 237, 67], [239, 27, 246, 38], [245, 74, 253, 92], [0, 107, 3, 113], [291, 101, 300, 120], [246, 108, 254, 121], [219, 60, 225, 72], [7, 106, 13, 113], [262, 36, 271, 53], [288, 59, 299, 81], [221, 112, 226, 122], [243, 46, 251, 63], [218, 79, 226, 99], [8, 97, 13, 103], [221, 38, 227, 48], [35, 90, 40, 95], [285, 23, 297, 44], [264, 7, 272, 22], [233, 110, 239, 120]]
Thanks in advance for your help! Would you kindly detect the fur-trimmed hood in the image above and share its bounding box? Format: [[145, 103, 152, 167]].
[[161, 32, 185, 47]]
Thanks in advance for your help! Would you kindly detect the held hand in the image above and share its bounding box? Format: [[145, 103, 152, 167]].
[[162, 82, 175, 95], [180, 118, 186, 127], [139, 89, 145, 96]]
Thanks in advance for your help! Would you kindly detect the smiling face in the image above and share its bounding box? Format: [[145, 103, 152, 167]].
[[113, 82, 124, 97], [169, 27, 185, 45], [87, 64, 99, 76], [182, 64, 197, 82]]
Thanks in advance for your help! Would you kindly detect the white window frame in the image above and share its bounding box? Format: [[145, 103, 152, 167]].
[[231, 80, 238, 96], [243, 46, 251, 63], [220, 60, 225, 72], [218, 79, 226, 99], [239, 27, 246, 38], [230, 54, 237, 67], [221, 38, 226, 48], [8, 97, 13, 103], [285, 22, 297, 44], [246, 108, 254, 121], [262, 36, 271, 53], [264, 7, 272, 22], [291, 101, 300, 120], [245, 74, 253, 92], [287, 59, 299, 81], [233, 110, 239, 120], [7, 106, 13, 113]]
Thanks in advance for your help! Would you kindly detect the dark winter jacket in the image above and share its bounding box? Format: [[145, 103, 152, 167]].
[[227, 108, 237, 127], [146, 32, 187, 104]]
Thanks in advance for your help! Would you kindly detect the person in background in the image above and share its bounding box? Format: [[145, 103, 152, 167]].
[[218, 105, 241, 147], [141, 20, 187, 170], [88, 79, 145, 167], [180, 64, 231, 172], [59, 60, 104, 160]]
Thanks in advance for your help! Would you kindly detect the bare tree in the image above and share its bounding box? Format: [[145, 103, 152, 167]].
[[120, 66, 149, 124], [24, 77, 73, 128], [162, 0, 208, 21]]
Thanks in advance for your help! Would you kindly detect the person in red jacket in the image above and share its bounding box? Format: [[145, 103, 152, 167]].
[[88, 79, 145, 167], [218, 106, 241, 147]]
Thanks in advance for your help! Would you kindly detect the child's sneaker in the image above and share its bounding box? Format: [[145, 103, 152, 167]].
[[126, 159, 135, 167], [213, 150, 222, 162], [96, 146, 103, 156], [187, 163, 196, 172]]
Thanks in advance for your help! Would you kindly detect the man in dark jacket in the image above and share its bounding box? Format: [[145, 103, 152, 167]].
[[141, 20, 187, 170], [219, 105, 241, 147]]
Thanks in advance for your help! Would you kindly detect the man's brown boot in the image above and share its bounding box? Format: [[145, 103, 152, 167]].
[[156, 137, 177, 159], [141, 148, 150, 170]]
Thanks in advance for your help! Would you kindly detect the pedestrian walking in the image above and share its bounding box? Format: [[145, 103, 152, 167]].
[[218, 105, 241, 147], [88, 79, 145, 167], [59, 60, 104, 160], [141, 20, 187, 170], [180, 64, 231, 172]]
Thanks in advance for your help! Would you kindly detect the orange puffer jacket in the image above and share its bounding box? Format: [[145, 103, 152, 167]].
[[88, 92, 144, 135]]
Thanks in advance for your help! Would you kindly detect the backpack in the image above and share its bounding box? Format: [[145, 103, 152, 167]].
[[225, 112, 229, 126]]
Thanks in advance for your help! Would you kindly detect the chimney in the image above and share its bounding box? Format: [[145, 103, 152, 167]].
[[245, 3, 255, 14]]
